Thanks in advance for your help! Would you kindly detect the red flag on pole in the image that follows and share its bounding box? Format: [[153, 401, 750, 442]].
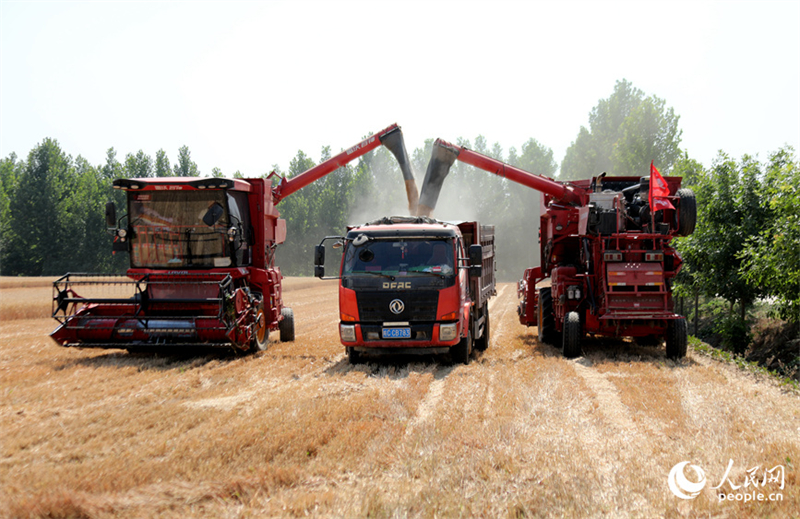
[[649, 161, 675, 211]]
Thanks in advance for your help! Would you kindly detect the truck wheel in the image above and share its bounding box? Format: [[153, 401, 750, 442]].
[[347, 347, 361, 365], [474, 309, 490, 351], [677, 188, 696, 236], [253, 304, 270, 351], [279, 307, 295, 342], [562, 311, 582, 358], [666, 318, 688, 359], [452, 325, 472, 365], [538, 287, 560, 345]]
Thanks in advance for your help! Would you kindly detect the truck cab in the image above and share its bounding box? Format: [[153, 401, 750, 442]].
[[315, 216, 495, 364]]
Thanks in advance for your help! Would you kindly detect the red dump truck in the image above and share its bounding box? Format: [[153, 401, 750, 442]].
[[50, 123, 415, 352], [314, 216, 495, 364]]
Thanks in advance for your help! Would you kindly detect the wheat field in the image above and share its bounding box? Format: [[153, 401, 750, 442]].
[[1, 277, 798, 518]]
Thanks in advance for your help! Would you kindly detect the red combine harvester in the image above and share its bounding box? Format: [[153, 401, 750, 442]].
[[50, 124, 415, 352], [419, 139, 696, 359]]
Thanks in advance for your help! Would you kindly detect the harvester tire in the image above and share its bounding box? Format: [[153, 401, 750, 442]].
[[474, 308, 490, 351], [538, 287, 559, 345], [452, 324, 472, 365], [279, 307, 295, 342], [666, 318, 688, 359], [677, 188, 696, 236], [563, 311, 582, 358], [254, 304, 270, 351]]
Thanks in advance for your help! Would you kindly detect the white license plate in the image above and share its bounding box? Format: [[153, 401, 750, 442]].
[[382, 327, 411, 339]]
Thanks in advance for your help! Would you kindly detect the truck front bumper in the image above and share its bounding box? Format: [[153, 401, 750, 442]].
[[339, 321, 461, 349]]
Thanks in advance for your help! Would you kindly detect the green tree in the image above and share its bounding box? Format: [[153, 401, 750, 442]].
[[561, 79, 682, 180], [124, 150, 153, 178], [155, 149, 171, 177], [173, 145, 198, 177], [8, 139, 75, 275], [0, 153, 22, 273], [101, 148, 124, 180], [676, 152, 772, 351], [739, 147, 800, 323]]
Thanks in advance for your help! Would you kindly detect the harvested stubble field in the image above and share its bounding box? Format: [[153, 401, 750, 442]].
[[1, 277, 798, 519]]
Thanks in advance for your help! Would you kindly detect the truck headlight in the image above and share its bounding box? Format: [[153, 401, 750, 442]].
[[340, 324, 356, 342], [439, 323, 458, 341]]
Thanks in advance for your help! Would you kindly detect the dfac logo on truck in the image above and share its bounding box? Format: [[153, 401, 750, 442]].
[[389, 299, 405, 315], [383, 282, 411, 289]]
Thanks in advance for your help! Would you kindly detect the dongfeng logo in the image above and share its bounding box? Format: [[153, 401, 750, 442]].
[[668, 461, 707, 499], [389, 299, 405, 315]]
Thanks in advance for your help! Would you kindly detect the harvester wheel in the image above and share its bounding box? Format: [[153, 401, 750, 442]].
[[474, 308, 490, 351], [279, 307, 295, 342], [677, 188, 696, 236], [562, 311, 582, 358], [537, 288, 560, 345], [253, 304, 270, 351], [666, 318, 688, 359], [452, 324, 472, 365]]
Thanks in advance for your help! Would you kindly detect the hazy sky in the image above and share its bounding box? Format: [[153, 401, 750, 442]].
[[2, 0, 798, 178]]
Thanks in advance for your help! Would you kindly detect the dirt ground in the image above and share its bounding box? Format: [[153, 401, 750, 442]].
[[1, 277, 798, 518]]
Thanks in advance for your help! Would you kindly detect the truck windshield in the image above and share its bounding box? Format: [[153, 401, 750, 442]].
[[128, 191, 231, 268], [343, 239, 455, 277]]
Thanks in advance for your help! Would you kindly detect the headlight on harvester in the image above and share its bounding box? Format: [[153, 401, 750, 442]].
[[340, 324, 356, 342], [567, 286, 581, 300], [439, 323, 458, 341]]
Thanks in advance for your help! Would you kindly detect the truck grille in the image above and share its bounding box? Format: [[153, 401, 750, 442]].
[[356, 290, 439, 322]]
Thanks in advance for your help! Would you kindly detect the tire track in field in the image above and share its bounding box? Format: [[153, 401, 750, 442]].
[[404, 366, 453, 437], [567, 359, 658, 514], [481, 284, 515, 420], [570, 358, 639, 436]]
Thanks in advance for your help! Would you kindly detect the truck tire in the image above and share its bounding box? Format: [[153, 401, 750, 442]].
[[452, 325, 472, 365], [347, 347, 361, 365], [279, 307, 295, 342], [562, 311, 582, 358], [538, 287, 559, 345], [677, 188, 696, 236], [474, 308, 490, 351], [666, 318, 688, 359], [253, 304, 270, 351]]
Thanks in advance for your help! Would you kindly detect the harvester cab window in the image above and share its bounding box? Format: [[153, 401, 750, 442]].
[[226, 191, 251, 266], [129, 191, 232, 268]]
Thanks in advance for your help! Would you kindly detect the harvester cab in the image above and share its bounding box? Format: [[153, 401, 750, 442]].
[[50, 124, 415, 353], [418, 138, 697, 359]]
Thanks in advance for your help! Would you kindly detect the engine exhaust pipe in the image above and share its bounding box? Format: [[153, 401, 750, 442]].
[[417, 139, 459, 217], [380, 127, 419, 216]]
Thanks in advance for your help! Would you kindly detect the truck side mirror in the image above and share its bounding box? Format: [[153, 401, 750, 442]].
[[469, 244, 483, 278], [105, 202, 117, 228], [203, 202, 224, 227], [314, 244, 325, 266], [314, 245, 325, 278]]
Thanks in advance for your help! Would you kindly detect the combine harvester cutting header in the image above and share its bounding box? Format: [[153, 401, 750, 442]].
[[418, 138, 696, 359], [50, 124, 415, 353]]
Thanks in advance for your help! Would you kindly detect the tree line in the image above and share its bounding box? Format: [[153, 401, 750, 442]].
[[1, 79, 797, 342]]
